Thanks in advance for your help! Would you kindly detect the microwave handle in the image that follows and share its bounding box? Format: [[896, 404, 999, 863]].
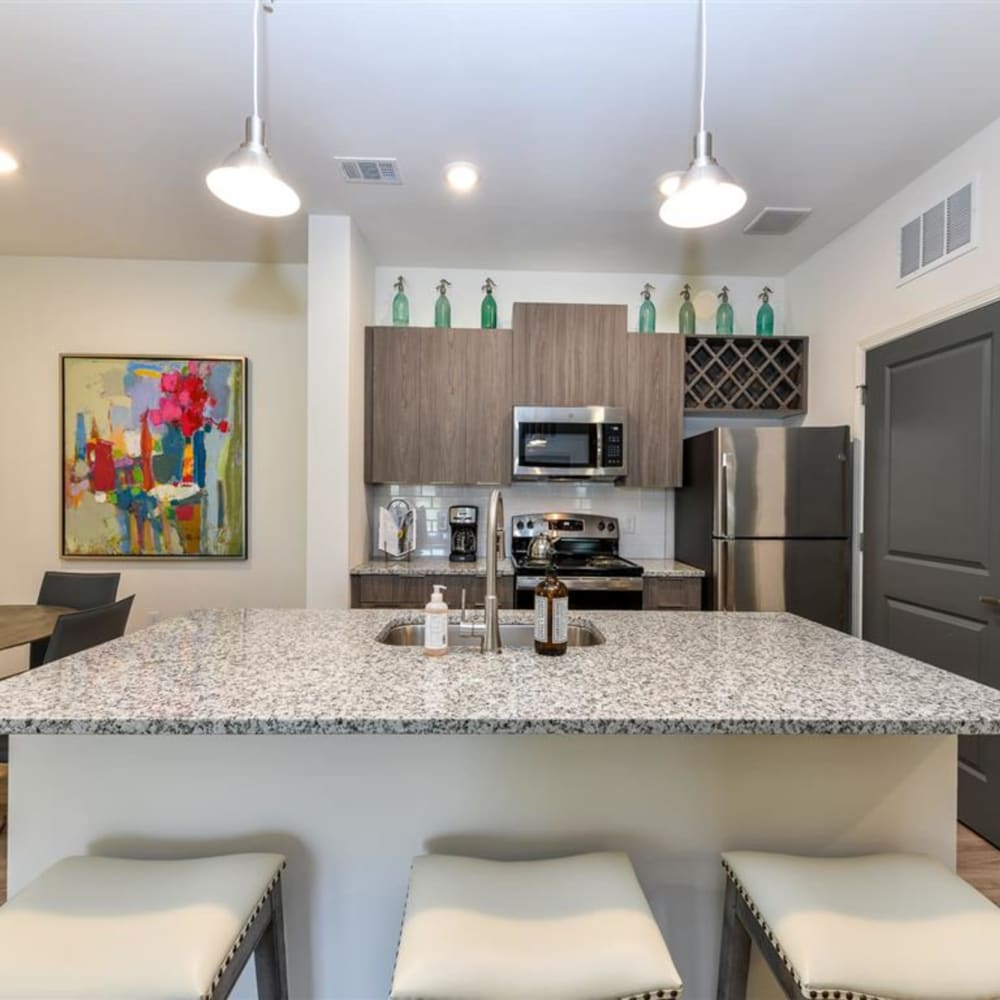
[[596, 424, 603, 468]]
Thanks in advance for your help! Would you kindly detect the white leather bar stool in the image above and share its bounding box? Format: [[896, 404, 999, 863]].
[[717, 851, 1000, 1000], [391, 851, 683, 1000], [0, 853, 288, 1000]]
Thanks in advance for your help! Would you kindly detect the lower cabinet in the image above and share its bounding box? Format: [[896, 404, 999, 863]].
[[642, 578, 702, 611], [351, 574, 514, 610]]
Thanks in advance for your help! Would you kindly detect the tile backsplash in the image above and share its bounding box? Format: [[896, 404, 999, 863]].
[[369, 484, 674, 559]]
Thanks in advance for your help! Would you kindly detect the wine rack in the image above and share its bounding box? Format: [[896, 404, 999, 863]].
[[683, 335, 808, 416]]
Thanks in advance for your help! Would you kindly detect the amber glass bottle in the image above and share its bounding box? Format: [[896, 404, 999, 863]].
[[534, 560, 569, 656]]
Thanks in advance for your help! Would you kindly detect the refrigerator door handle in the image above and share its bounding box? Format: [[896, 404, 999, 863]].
[[720, 451, 736, 539]]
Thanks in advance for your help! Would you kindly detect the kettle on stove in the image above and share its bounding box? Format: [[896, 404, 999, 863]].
[[527, 530, 559, 564]]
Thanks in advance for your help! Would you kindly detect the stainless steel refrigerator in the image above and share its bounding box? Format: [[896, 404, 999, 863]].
[[675, 426, 852, 631]]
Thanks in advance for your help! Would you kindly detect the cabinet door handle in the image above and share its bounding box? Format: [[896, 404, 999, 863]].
[[980, 596, 1000, 608]]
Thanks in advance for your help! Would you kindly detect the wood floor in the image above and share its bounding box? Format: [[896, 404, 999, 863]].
[[0, 763, 996, 907]]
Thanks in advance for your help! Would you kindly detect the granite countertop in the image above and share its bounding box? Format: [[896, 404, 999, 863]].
[[633, 559, 705, 578], [351, 557, 514, 577], [350, 557, 702, 578], [2, 609, 1000, 737]]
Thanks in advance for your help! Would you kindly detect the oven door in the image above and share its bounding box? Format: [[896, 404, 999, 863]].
[[512, 406, 625, 480], [514, 575, 644, 611]]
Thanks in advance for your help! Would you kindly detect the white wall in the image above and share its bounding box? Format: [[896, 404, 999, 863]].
[[787, 112, 1000, 432], [0, 256, 307, 674], [306, 216, 374, 607], [374, 267, 785, 336]]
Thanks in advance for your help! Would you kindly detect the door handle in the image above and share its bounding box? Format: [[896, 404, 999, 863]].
[[980, 596, 1000, 608]]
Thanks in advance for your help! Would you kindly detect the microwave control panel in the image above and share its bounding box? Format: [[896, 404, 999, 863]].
[[602, 424, 624, 467]]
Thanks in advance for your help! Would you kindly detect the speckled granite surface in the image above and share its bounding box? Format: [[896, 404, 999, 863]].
[[1, 609, 999, 736], [350, 557, 701, 578], [632, 559, 705, 578], [351, 558, 514, 577]]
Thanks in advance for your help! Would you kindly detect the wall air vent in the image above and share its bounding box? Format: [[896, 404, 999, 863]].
[[335, 157, 402, 184], [898, 181, 975, 284], [743, 207, 812, 236]]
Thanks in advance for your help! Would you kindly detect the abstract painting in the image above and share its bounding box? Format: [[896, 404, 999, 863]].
[[62, 355, 247, 558]]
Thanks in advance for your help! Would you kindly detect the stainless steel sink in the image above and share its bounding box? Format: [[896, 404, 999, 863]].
[[377, 622, 605, 650]]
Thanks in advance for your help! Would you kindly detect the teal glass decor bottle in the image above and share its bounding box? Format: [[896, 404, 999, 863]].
[[391, 275, 409, 326], [434, 279, 452, 328], [678, 283, 696, 334], [716, 286, 734, 335], [756, 286, 774, 336], [481, 277, 498, 329], [638, 283, 656, 332]]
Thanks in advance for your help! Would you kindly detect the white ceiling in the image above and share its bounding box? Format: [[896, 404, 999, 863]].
[[2, 1, 1000, 275]]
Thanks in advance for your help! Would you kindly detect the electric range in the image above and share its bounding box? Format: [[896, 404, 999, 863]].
[[509, 512, 644, 610]]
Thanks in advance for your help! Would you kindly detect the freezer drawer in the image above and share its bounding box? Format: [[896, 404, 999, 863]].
[[712, 538, 851, 631]]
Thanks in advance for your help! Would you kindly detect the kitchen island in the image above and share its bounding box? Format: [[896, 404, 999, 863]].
[[3, 608, 1000, 999]]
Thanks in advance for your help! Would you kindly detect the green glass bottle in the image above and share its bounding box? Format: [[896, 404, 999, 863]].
[[678, 283, 696, 334], [391, 275, 409, 326], [481, 277, 498, 329], [638, 283, 656, 332], [716, 286, 734, 335], [434, 279, 452, 328], [756, 286, 774, 336]]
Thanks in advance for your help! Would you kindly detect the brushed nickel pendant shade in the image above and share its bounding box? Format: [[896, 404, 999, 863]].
[[206, 0, 300, 218], [658, 0, 747, 229]]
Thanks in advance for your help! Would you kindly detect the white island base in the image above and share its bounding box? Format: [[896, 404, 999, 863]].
[[9, 733, 956, 1000]]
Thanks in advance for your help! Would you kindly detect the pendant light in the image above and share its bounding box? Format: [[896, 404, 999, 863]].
[[658, 0, 746, 229], [206, 0, 300, 217]]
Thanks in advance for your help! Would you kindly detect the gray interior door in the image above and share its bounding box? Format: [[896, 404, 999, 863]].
[[864, 301, 1000, 845]]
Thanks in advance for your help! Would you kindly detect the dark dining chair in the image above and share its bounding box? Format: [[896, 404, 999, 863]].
[[31, 571, 120, 668], [41, 595, 135, 665], [0, 596, 134, 769]]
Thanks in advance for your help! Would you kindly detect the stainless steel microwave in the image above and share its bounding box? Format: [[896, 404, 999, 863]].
[[512, 406, 627, 481]]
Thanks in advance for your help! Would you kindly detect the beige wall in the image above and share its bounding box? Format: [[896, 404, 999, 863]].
[[0, 255, 307, 673]]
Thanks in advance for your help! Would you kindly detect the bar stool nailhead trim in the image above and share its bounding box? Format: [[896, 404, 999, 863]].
[[208, 860, 288, 999]]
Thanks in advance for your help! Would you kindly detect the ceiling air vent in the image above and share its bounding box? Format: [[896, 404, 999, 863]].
[[898, 181, 975, 284], [743, 207, 812, 236], [335, 157, 402, 185]]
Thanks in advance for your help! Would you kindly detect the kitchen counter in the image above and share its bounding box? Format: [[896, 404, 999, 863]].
[[2, 608, 998, 736], [350, 557, 514, 576], [5, 608, 986, 998], [632, 558, 705, 577], [349, 556, 702, 578]]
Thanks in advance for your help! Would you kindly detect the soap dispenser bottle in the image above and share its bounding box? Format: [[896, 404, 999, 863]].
[[639, 283, 656, 333], [678, 283, 696, 334], [434, 279, 452, 328], [424, 584, 449, 657], [534, 545, 568, 656], [716, 286, 734, 335], [756, 286, 774, 336], [391, 275, 409, 326], [481, 277, 498, 329]]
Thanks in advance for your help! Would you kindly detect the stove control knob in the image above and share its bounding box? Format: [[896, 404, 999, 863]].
[[526, 520, 534, 530], [607, 522, 616, 532], [516, 520, 524, 530], [598, 520, 606, 531]]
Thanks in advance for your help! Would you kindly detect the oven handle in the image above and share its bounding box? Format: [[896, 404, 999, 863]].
[[515, 576, 644, 592]]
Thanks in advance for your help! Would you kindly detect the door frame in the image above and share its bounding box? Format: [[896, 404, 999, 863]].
[[852, 281, 1000, 635]]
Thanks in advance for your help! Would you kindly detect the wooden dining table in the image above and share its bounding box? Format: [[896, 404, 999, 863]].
[[0, 606, 75, 652]]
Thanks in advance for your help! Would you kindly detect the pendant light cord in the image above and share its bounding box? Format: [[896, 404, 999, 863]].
[[699, 0, 707, 134], [252, 0, 260, 119]]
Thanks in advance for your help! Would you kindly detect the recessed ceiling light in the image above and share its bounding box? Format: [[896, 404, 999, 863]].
[[0, 149, 19, 174], [444, 161, 479, 193]]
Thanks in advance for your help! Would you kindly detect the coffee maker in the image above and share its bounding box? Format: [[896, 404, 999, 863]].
[[448, 505, 478, 563]]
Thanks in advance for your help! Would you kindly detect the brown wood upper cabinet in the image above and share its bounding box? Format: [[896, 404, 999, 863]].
[[512, 303, 628, 406], [365, 326, 512, 485], [627, 333, 684, 488]]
